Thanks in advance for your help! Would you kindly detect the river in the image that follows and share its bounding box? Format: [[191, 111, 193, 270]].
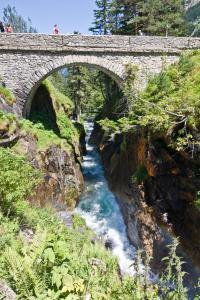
[[74, 121, 136, 275]]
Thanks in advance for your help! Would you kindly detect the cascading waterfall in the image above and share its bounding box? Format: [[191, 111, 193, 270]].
[[74, 121, 137, 275]]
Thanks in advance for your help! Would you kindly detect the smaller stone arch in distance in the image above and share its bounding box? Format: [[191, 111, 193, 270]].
[[22, 54, 126, 117]]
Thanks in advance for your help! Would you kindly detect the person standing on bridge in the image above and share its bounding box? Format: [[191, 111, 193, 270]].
[[0, 21, 5, 33], [53, 24, 59, 34], [6, 24, 13, 33]]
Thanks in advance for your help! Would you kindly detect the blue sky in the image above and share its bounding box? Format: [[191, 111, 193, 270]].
[[0, 0, 96, 34]]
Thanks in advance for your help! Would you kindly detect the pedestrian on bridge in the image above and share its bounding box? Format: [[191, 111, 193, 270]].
[[0, 21, 5, 33], [6, 24, 13, 33], [53, 24, 59, 34]]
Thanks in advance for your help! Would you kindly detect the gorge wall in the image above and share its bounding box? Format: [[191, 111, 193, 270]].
[[91, 124, 200, 275], [0, 82, 84, 210]]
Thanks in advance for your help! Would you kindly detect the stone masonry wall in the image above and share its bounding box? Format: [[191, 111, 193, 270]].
[[0, 33, 200, 116], [1, 34, 200, 52]]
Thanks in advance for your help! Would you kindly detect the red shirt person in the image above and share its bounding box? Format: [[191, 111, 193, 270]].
[[53, 24, 59, 34], [6, 24, 13, 33]]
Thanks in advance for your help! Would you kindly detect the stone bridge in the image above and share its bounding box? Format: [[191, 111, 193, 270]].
[[1, 33, 200, 116]]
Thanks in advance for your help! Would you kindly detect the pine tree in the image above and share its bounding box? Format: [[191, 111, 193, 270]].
[[65, 66, 102, 120], [186, 1, 200, 36], [89, 0, 111, 35], [109, 0, 125, 34], [3, 5, 37, 33], [116, 0, 138, 35], [121, 0, 187, 36]]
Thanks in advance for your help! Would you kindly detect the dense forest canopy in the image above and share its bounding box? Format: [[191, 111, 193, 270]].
[[90, 0, 188, 36]]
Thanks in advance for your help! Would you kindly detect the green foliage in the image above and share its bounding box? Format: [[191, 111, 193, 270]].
[[90, 0, 187, 36], [161, 239, 188, 299], [89, 0, 112, 35], [195, 190, 200, 209], [0, 219, 124, 299], [129, 0, 187, 36], [18, 79, 80, 150], [0, 110, 19, 138], [109, 0, 125, 34], [98, 117, 135, 135], [19, 118, 70, 151], [49, 70, 69, 95], [0, 146, 125, 299], [0, 148, 42, 217], [43, 79, 74, 116], [65, 65, 105, 119], [17, 77, 79, 150], [57, 113, 78, 143], [132, 166, 148, 184], [123, 51, 200, 155], [72, 214, 87, 229], [0, 86, 15, 105], [0, 213, 20, 252]]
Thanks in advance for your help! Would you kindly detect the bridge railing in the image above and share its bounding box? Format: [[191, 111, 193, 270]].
[[0, 33, 200, 53]]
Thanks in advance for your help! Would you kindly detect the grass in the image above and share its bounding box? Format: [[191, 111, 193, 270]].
[[43, 79, 74, 115], [19, 118, 71, 152]]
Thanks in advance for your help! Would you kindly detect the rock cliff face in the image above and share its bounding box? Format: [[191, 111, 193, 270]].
[[91, 124, 200, 271], [13, 133, 84, 210], [25, 81, 84, 209], [0, 81, 85, 210]]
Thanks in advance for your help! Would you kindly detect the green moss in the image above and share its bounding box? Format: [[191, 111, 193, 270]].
[[43, 79, 74, 115], [195, 189, 200, 210], [121, 50, 200, 153], [26, 79, 79, 148], [132, 165, 148, 184], [19, 118, 71, 152], [57, 112, 78, 143], [0, 110, 19, 137], [0, 86, 15, 105]]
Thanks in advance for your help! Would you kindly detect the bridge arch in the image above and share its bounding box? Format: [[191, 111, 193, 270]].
[[21, 55, 125, 117]]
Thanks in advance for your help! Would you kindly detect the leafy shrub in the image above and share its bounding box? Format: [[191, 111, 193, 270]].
[[0, 86, 15, 105], [57, 112, 78, 143], [98, 117, 135, 136], [123, 50, 200, 155], [0, 148, 42, 217], [0, 110, 19, 137]]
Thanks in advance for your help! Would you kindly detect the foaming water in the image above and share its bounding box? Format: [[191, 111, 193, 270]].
[[75, 121, 136, 275]]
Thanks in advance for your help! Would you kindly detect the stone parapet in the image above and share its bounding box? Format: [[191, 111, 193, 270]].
[[0, 33, 200, 54]]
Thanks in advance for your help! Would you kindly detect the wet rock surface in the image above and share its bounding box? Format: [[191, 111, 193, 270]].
[[91, 124, 200, 278]]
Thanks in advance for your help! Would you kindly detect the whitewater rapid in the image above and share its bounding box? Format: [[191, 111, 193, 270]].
[[74, 121, 136, 275]]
